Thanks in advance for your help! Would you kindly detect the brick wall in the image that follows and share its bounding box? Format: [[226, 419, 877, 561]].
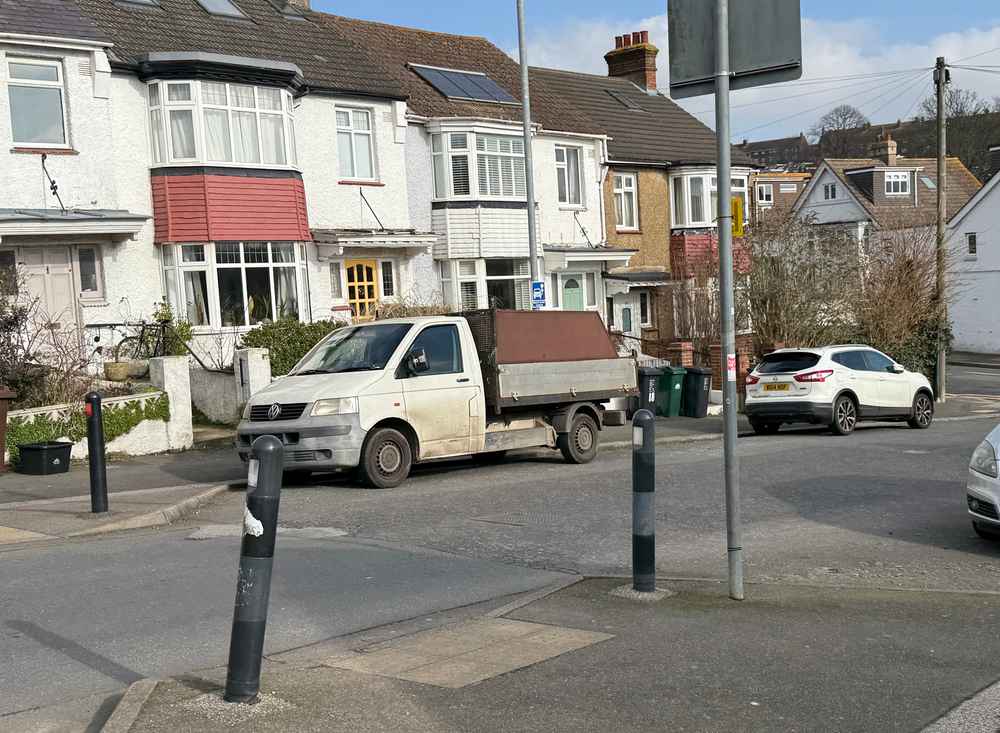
[[709, 334, 755, 393], [669, 230, 751, 279], [603, 167, 671, 270]]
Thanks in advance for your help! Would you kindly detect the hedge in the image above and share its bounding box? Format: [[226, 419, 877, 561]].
[[239, 319, 345, 376]]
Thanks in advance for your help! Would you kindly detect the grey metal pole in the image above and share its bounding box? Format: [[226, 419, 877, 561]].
[[935, 56, 948, 403], [632, 409, 656, 593], [714, 0, 744, 601], [225, 435, 284, 703], [516, 0, 541, 286]]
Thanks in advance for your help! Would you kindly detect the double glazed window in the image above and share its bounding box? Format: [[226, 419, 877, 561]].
[[162, 241, 301, 328], [756, 183, 774, 207], [148, 81, 297, 167], [7, 58, 67, 146], [555, 146, 583, 206], [823, 183, 838, 200], [614, 173, 638, 230], [885, 171, 910, 195], [670, 172, 749, 228], [967, 232, 978, 258], [336, 108, 375, 180], [431, 132, 526, 200]]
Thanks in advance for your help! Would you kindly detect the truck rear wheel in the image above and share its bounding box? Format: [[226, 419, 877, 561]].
[[558, 413, 599, 464], [360, 428, 412, 489]]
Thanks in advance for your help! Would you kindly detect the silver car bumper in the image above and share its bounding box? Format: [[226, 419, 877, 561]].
[[237, 413, 366, 470], [967, 468, 1000, 528]]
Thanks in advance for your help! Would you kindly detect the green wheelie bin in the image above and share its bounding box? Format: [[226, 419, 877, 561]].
[[655, 366, 687, 417]]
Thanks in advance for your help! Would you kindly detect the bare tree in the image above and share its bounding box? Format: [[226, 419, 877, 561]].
[[917, 87, 991, 120], [810, 105, 870, 158]]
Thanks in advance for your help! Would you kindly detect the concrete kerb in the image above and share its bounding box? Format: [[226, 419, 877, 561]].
[[68, 483, 233, 538], [101, 679, 160, 733]]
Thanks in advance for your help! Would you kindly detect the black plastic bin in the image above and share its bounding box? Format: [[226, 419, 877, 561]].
[[681, 367, 713, 418], [637, 366, 663, 414], [16, 441, 72, 475]]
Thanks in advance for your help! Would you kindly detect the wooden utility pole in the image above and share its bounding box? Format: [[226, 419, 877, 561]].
[[934, 56, 949, 403]]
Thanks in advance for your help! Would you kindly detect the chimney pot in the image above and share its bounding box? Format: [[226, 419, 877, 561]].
[[632, 31, 642, 45], [622, 34, 632, 47], [615, 35, 624, 49], [640, 30, 649, 44]]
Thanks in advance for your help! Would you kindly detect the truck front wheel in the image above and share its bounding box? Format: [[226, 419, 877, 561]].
[[558, 413, 599, 464], [360, 428, 413, 489]]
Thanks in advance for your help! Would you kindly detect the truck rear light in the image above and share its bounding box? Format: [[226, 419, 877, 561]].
[[745, 374, 760, 385], [794, 370, 834, 383]]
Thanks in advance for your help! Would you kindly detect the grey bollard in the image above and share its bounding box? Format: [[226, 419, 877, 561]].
[[632, 409, 655, 592], [224, 435, 284, 703]]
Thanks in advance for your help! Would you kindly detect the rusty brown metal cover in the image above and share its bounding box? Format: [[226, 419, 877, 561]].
[[494, 310, 618, 364]]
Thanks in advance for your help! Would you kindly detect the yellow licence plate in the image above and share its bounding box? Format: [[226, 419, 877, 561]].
[[763, 383, 790, 392]]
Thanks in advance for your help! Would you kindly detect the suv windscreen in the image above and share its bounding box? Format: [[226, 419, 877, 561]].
[[291, 323, 413, 375], [756, 352, 821, 374]]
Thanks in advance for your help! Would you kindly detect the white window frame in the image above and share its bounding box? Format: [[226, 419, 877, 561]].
[[335, 106, 377, 182], [457, 259, 481, 310], [639, 291, 651, 327], [432, 132, 473, 199], [75, 245, 105, 301], [555, 145, 585, 207], [756, 183, 774, 207], [823, 182, 838, 201], [161, 241, 304, 331], [476, 134, 526, 199], [614, 173, 638, 231], [483, 258, 530, 310], [7, 56, 69, 148], [885, 171, 910, 196], [379, 259, 398, 299], [147, 80, 297, 169], [779, 183, 798, 194], [670, 171, 749, 229]]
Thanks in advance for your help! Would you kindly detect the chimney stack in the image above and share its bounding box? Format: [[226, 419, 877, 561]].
[[871, 132, 898, 166], [605, 30, 658, 91]]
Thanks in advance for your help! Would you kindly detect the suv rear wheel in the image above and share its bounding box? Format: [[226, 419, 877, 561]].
[[831, 394, 857, 436]]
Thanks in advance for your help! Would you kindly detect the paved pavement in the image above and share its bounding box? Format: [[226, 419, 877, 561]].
[[0, 527, 566, 722], [949, 363, 1000, 397], [117, 579, 1000, 733]]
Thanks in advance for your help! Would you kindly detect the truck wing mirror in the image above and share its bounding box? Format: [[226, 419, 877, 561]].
[[408, 348, 430, 374]]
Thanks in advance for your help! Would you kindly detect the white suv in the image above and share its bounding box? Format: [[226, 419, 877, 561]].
[[744, 346, 935, 436]]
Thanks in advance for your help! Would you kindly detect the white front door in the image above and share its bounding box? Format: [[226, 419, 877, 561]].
[[20, 246, 78, 333], [401, 323, 478, 459]]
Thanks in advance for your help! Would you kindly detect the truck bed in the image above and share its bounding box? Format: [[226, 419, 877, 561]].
[[460, 309, 638, 411]]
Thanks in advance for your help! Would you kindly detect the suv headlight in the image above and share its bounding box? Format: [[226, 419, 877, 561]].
[[311, 397, 359, 417], [971, 440, 999, 478]]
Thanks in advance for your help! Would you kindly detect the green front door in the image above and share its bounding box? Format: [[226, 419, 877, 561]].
[[563, 277, 584, 311]]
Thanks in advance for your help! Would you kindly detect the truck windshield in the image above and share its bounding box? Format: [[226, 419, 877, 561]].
[[291, 323, 413, 375]]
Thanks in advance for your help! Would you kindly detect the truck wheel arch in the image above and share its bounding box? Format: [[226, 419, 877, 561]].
[[551, 402, 603, 434], [367, 418, 420, 461]]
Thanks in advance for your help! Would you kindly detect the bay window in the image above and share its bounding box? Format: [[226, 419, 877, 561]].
[[432, 133, 472, 197], [161, 241, 302, 329], [8, 57, 68, 146], [431, 131, 526, 200], [148, 80, 297, 167], [477, 135, 526, 197], [614, 173, 638, 230], [556, 146, 583, 206], [670, 170, 750, 229], [336, 108, 375, 180]]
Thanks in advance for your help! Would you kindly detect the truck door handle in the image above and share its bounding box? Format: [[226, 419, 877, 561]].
[[457, 377, 471, 383]]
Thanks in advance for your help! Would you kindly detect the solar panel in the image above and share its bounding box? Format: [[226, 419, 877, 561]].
[[410, 65, 518, 104]]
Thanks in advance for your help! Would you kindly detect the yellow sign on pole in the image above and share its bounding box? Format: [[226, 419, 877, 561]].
[[731, 196, 744, 238]]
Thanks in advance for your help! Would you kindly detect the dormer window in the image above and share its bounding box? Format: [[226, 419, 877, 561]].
[[885, 171, 910, 196]]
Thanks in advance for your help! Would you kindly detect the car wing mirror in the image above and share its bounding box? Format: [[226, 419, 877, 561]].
[[889, 364, 905, 374], [408, 348, 429, 374]]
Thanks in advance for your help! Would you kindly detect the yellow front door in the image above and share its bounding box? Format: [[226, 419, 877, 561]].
[[345, 260, 378, 321]]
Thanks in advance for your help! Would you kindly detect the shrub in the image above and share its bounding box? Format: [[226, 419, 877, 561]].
[[240, 319, 344, 375]]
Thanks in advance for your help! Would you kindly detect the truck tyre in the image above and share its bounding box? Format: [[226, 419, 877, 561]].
[[360, 428, 412, 489], [558, 413, 599, 464]]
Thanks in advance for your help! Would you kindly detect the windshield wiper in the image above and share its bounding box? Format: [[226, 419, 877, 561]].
[[292, 368, 336, 376], [329, 365, 381, 373]]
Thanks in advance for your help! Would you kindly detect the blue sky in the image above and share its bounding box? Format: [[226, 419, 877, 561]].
[[312, 1, 1000, 141]]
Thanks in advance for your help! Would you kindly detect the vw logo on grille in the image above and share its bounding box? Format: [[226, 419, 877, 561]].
[[267, 403, 282, 421]]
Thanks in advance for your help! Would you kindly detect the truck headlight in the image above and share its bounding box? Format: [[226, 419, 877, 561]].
[[971, 441, 999, 478], [311, 397, 359, 417]]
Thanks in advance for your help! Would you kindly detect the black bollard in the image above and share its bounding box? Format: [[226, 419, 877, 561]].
[[85, 392, 108, 514], [224, 435, 284, 704], [632, 409, 656, 593]]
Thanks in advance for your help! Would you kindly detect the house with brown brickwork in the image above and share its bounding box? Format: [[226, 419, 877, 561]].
[[531, 31, 753, 358]]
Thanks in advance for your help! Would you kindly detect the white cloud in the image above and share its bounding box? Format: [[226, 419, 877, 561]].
[[519, 13, 1000, 143]]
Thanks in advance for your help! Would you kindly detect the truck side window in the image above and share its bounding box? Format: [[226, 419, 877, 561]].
[[408, 325, 463, 376]]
